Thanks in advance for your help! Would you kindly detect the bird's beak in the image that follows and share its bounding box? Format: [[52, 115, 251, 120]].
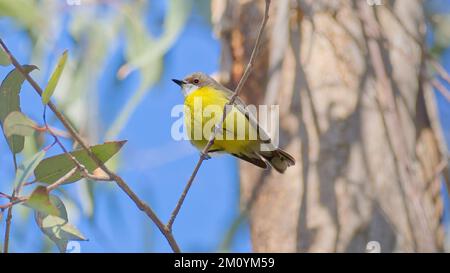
[[172, 79, 185, 87]]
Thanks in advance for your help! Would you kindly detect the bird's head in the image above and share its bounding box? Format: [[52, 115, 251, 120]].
[[172, 72, 217, 96]]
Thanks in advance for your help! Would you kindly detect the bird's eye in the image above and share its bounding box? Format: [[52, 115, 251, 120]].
[[193, 79, 200, 84]]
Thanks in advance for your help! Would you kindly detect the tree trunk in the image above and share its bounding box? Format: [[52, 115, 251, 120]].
[[212, 0, 449, 252]]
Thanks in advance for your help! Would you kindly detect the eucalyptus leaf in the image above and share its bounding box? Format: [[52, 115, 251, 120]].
[[0, 65, 38, 153], [42, 50, 68, 105], [48, 195, 68, 220], [34, 140, 127, 184], [13, 150, 46, 191], [3, 111, 37, 138], [25, 186, 60, 216], [40, 215, 87, 241], [0, 46, 10, 66], [35, 195, 86, 253]]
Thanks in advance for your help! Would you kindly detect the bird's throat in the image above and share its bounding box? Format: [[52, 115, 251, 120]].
[[182, 83, 199, 97]]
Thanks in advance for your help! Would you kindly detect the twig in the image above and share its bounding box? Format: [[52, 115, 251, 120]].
[[3, 203, 14, 253], [429, 61, 450, 102], [430, 79, 450, 102], [0, 168, 80, 210], [384, 4, 449, 102], [0, 192, 12, 199], [42, 106, 110, 182], [82, 172, 113, 181], [12, 154, 18, 172], [0, 197, 27, 210], [0, 38, 181, 253], [3, 154, 18, 252], [35, 125, 71, 138], [166, 0, 271, 231], [46, 167, 78, 192], [22, 181, 37, 187]]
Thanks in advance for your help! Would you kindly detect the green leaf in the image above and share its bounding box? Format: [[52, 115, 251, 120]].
[[0, 65, 38, 153], [3, 111, 37, 138], [25, 186, 59, 216], [34, 141, 126, 184], [48, 195, 68, 220], [13, 150, 46, 191], [0, 46, 10, 66], [42, 50, 68, 105], [35, 195, 87, 253]]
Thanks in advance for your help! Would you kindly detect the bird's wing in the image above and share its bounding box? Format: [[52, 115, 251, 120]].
[[220, 87, 275, 147]]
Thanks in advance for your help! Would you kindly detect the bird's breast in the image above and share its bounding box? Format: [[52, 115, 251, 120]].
[[184, 86, 229, 110]]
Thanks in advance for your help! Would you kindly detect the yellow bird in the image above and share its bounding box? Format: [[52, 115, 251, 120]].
[[172, 72, 295, 173]]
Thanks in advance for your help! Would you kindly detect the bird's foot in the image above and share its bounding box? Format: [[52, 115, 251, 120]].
[[200, 152, 211, 160]]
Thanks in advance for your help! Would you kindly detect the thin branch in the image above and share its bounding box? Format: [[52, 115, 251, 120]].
[[12, 154, 18, 172], [82, 171, 113, 181], [430, 79, 450, 102], [384, 3, 449, 103], [46, 167, 78, 192], [0, 38, 181, 253], [35, 125, 72, 139], [22, 181, 37, 187], [0, 192, 12, 199], [430, 61, 450, 102], [430, 59, 450, 83], [3, 205, 13, 253], [43, 106, 111, 182], [3, 153, 18, 253], [166, 0, 271, 231], [0, 197, 27, 210], [0, 168, 79, 210], [230, 2, 271, 100]]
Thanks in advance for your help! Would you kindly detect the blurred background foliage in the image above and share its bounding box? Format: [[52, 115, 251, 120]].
[[0, 0, 246, 252], [0, 0, 449, 252]]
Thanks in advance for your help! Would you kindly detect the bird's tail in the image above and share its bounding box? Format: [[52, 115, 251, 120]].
[[259, 148, 295, 173]]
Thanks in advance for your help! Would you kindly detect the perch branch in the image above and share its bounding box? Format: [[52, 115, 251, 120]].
[[167, 0, 271, 230]]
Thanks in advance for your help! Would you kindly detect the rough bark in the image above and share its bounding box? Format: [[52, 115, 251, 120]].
[[212, 0, 449, 252]]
